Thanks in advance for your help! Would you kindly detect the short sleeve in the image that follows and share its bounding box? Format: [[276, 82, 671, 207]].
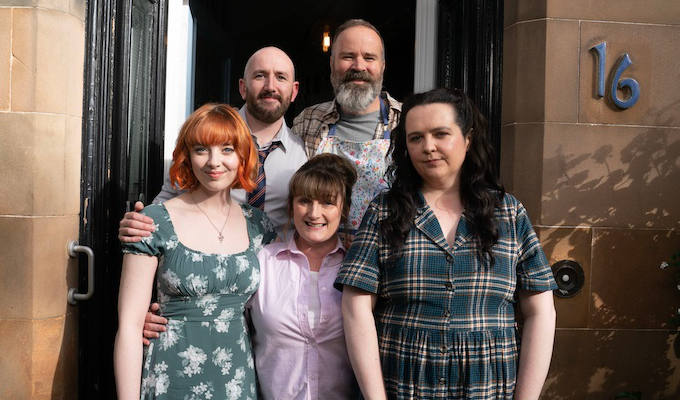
[[259, 210, 277, 245], [264, 215, 277, 244], [334, 198, 383, 293], [515, 201, 557, 292], [245, 205, 277, 247], [120, 204, 166, 257]]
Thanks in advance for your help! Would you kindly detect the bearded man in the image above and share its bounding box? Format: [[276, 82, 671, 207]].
[[122, 46, 308, 235], [293, 19, 401, 234]]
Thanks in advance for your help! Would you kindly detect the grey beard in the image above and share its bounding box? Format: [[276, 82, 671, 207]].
[[334, 81, 382, 114]]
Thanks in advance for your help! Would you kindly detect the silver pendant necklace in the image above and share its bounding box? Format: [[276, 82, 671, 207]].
[[191, 193, 232, 243]]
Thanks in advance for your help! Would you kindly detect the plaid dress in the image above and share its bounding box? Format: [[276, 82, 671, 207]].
[[335, 192, 557, 399]]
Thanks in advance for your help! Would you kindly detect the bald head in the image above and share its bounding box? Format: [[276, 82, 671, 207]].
[[243, 46, 295, 80], [239, 46, 299, 124]]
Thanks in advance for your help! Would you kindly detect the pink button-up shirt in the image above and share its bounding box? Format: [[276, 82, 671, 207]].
[[249, 235, 358, 400]]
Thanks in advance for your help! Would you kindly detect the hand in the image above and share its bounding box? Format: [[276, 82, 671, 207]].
[[142, 303, 168, 346], [118, 201, 155, 243]]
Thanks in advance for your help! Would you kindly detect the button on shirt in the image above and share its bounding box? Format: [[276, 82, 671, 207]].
[[248, 235, 358, 400], [153, 106, 308, 233]]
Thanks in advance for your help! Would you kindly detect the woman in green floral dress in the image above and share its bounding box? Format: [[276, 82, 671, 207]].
[[114, 103, 275, 400]]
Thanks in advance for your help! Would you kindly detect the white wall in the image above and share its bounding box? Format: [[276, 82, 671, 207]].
[[414, 0, 438, 93], [163, 0, 195, 177]]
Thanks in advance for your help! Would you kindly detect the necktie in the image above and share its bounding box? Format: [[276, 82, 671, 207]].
[[247, 141, 281, 210]]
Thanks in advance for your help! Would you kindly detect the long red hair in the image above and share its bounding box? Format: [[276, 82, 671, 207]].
[[169, 103, 257, 192]]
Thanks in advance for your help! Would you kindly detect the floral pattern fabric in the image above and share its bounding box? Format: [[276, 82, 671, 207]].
[[292, 91, 401, 158], [122, 203, 276, 400], [315, 137, 391, 234]]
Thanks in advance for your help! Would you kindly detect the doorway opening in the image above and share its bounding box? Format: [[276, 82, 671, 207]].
[[188, 0, 416, 124], [77, 1, 503, 398]]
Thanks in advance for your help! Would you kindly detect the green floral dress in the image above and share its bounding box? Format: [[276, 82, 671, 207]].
[[122, 203, 276, 400]]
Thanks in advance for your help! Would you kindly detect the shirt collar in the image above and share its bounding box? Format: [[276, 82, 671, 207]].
[[414, 190, 473, 252], [275, 232, 346, 258], [239, 105, 294, 152]]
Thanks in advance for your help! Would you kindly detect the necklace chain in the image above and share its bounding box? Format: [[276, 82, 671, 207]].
[[191, 193, 231, 243]]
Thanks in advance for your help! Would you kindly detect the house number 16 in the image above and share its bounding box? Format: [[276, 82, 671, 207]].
[[590, 42, 640, 109]]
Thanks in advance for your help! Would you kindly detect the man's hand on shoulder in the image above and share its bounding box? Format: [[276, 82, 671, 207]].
[[118, 201, 155, 243]]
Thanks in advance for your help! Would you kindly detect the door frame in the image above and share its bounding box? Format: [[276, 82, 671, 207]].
[[79, 0, 167, 397], [75, 0, 503, 395], [438, 0, 504, 169]]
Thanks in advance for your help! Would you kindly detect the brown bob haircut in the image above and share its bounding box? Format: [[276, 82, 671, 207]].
[[169, 103, 258, 192], [287, 153, 357, 223]]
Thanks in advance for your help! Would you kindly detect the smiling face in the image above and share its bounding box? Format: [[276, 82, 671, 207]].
[[292, 194, 343, 249], [189, 143, 240, 193], [405, 103, 470, 191], [239, 47, 299, 123], [330, 26, 385, 114]]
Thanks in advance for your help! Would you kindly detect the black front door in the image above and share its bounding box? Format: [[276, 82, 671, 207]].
[[73, 1, 503, 397], [77, 0, 167, 398], [437, 0, 504, 168]]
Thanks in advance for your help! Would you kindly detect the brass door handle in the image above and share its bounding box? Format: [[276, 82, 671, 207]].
[[67, 241, 95, 305]]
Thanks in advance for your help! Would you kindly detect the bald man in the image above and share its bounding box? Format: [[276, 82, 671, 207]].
[[120, 47, 307, 236]]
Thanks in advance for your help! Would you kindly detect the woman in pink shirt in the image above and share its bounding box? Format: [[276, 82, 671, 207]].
[[247, 153, 359, 399]]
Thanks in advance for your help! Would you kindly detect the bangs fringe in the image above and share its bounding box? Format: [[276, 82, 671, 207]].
[[169, 103, 257, 192], [290, 172, 344, 204], [183, 114, 241, 148]]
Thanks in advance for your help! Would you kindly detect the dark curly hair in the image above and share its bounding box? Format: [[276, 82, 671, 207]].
[[381, 88, 505, 264]]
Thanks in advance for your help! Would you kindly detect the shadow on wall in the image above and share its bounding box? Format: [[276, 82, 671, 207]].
[[543, 331, 679, 400], [541, 138, 679, 227], [531, 100, 680, 398], [541, 103, 680, 230]]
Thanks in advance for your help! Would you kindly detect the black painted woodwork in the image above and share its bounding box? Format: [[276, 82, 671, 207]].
[[78, 0, 167, 398], [438, 0, 504, 170]]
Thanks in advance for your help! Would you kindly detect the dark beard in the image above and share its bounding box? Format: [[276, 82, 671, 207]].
[[246, 91, 290, 123]]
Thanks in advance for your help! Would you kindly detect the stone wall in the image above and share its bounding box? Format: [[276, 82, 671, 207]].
[[0, 1, 85, 398], [502, 0, 680, 397], [1, 0, 678, 398]]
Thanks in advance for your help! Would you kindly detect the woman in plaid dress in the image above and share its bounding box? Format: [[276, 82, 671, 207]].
[[335, 88, 557, 399]]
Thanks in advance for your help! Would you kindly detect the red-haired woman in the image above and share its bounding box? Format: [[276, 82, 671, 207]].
[[114, 104, 276, 400]]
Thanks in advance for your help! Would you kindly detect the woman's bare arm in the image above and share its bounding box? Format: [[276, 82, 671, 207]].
[[113, 254, 158, 400], [342, 286, 387, 400], [514, 290, 556, 400]]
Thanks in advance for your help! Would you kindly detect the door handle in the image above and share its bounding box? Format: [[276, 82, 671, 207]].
[[67, 240, 95, 305]]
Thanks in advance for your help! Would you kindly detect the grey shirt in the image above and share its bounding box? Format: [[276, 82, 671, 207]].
[[153, 106, 308, 233], [334, 110, 381, 142]]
